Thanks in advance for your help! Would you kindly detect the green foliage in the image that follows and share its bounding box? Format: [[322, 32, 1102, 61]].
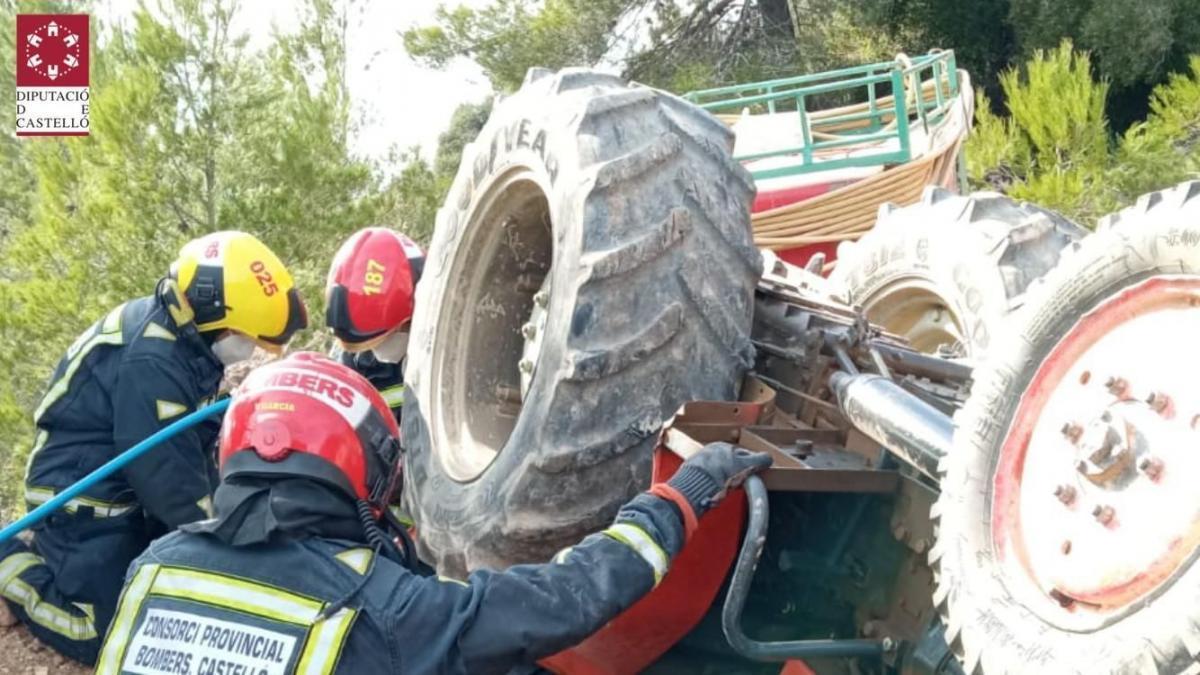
[[966, 42, 1116, 222], [968, 42, 1200, 224], [378, 148, 442, 245], [1110, 57, 1200, 201], [1009, 0, 1200, 90], [404, 0, 631, 91], [434, 99, 492, 180], [0, 0, 391, 513]]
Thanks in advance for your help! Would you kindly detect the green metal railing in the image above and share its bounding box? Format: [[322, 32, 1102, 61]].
[[683, 51, 960, 181]]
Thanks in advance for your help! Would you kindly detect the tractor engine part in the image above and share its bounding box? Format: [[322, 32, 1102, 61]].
[[723, 475, 885, 661], [829, 371, 951, 483]]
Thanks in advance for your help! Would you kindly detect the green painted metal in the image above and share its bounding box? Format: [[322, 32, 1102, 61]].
[[683, 51, 959, 181]]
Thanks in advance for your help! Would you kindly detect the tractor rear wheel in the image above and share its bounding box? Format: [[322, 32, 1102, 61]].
[[933, 181, 1200, 674], [401, 68, 759, 578], [832, 189, 1085, 356]]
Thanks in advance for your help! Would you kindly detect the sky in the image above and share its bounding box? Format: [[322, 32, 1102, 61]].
[[100, 0, 495, 163]]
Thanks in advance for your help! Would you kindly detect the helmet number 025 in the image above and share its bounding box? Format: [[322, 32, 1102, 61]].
[[250, 260, 278, 296], [362, 259, 386, 296]]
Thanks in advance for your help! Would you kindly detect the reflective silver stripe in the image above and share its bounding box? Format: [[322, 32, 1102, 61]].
[[101, 303, 124, 333], [2, 577, 97, 639], [196, 495, 214, 518], [0, 552, 39, 587], [24, 487, 135, 518], [553, 546, 574, 564], [296, 608, 356, 675], [379, 385, 405, 408], [96, 564, 158, 674], [35, 304, 125, 422], [142, 322, 176, 341], [5, 580, 97, 639], [22, 430, 48, 484], [0, 552, 96, 640], [151, 568, 323, 624], [333, 548, 373, 575], [102, 564, 351, 675], [603, 522, 668, 584]]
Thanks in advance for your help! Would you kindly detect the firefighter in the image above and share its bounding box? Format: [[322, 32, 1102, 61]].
[[95, 353, 771, 674], [0, 231, 307, 665], [324, 227, 424, 424]]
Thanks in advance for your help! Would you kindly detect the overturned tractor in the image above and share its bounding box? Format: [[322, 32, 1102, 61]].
[[400, 54, 1200, 674]]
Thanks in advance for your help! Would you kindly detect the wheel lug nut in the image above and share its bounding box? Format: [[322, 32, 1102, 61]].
[[1061, 422, 1083, 443], [1139, 456, 1163, 480], [1105, 376, 1129, 397], [1146, 392, 1171, 415], [1092, 505, 1115, 525], [533, 291, 550, 307], [1054, 485, 1076, 505], [1049, 589, 1075, 608], [518, 358, 535, 374], [1061, 540, 1072, 555], [520, 322, 537, 340]]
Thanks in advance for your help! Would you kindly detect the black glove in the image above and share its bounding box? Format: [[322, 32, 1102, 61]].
[[666, 442, 772, 517]]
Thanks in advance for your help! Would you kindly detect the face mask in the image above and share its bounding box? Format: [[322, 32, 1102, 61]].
[[372, 330, 410, 364], [212, 332, 257, 366]]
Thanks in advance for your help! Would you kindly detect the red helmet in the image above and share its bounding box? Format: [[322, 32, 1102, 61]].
[[325, 228, 425, 350], [218, 352, 402, 509]]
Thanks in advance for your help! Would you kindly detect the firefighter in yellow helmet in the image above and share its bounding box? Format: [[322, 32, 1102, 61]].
[[0, 231, 306, 666]]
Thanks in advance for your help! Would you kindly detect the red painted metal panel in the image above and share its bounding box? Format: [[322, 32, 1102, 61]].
[[540, 403, 764, 674]]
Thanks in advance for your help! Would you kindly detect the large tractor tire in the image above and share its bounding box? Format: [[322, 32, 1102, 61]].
[[933, 181, 1200, 674], [832, 188, 1085, 356], [402, 68, 760, 577]]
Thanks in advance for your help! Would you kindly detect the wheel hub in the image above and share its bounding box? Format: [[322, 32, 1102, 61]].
[[992, 277, 1200, 624]]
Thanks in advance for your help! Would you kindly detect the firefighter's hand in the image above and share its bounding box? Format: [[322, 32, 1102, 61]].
[[667, 442, 772, 516]]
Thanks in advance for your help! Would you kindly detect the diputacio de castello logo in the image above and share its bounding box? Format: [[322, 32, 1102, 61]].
[[15, 14, 90, 137]]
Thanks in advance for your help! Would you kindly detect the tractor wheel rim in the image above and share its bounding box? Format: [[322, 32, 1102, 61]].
[[861, 278, 966, 355], [430, 166, 553, 482], [991, 276, 1200, 627]]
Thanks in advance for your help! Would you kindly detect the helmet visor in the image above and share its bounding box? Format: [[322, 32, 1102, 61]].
[[258, 288, 308, 350]]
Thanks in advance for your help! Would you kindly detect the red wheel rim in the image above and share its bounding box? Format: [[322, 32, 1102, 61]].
[[991, 277, 1200, 627]]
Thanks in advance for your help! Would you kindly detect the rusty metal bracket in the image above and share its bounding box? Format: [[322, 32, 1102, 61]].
[[662, 400, 899, 495]]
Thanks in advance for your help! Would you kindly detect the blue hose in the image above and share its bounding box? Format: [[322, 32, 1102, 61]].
[[0, 398, 231, 545]]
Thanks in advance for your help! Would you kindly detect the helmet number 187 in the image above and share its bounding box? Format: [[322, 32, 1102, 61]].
[[250, 260, 278, 296], [363, 259, 386, 295]]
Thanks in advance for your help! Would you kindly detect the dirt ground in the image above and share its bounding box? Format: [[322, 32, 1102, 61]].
[[0, 623, 91, 674]]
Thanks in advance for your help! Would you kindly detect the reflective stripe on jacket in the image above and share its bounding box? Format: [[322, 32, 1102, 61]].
[[99, 493, 684, 674], [27, 291, 223, 530]]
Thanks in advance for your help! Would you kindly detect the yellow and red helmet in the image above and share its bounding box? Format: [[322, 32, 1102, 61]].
[[172, 231, 308, 352], [325, 228, 424, 351], [218, 352, 402, 509]]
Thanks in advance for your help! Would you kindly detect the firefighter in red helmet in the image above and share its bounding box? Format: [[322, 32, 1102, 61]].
[[325, 227, 424, 424], [97, 353, 771, 674]]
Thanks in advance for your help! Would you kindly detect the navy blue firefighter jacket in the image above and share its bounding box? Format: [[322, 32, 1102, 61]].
[[25, 282, 223, 538], [96, 493, 685, 674]]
